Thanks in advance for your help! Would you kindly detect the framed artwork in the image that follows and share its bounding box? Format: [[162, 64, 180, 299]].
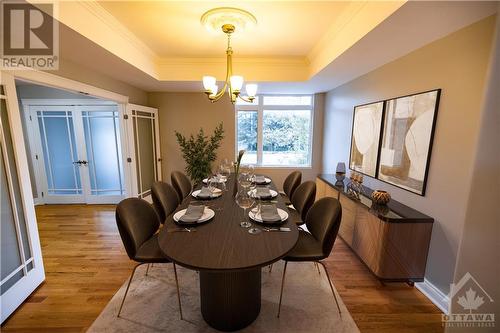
[[377, 89, 441, 195], [349, 101, 384, 177]]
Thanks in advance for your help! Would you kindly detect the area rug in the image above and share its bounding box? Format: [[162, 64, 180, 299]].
[[88, 261, 359, 332]]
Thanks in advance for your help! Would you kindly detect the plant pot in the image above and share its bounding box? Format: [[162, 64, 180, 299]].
[[371, 190, 391, 205]]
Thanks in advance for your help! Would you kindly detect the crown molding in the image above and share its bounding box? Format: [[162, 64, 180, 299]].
[[76, 0, 159, 61]]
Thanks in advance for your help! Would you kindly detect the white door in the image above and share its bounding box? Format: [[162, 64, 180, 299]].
[[24, 104, 126, 204], [0, 73, 45, 323], [125, 104, 161, 201]]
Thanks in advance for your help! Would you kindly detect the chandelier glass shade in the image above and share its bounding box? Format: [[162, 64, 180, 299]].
[[202, 22, 258, 104]]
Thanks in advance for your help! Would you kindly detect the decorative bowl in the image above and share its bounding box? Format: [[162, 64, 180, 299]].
[[371, 190, 391, 205]]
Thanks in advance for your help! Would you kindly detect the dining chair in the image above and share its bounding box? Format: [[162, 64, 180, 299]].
[[151, 181, 180, 223], [288, 181, 316, 225], [277, 197, 342, 317], [280, 171, 302, 205], [115, 198, 183, 319], [171, 171, 192, 202]]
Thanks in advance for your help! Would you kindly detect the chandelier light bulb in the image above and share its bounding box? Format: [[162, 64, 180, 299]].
[[230, 75, 244, 92], [245, 83, 258, 97], [203, 76, 216, 92], [210, 84, 219, 97]]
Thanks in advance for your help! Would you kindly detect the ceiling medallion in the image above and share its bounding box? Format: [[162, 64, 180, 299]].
[[200, 7, 258, 104]]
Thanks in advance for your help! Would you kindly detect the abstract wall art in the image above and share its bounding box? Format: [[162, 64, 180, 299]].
[[377, 89, 441, 195], [349, 101, 384, 177]]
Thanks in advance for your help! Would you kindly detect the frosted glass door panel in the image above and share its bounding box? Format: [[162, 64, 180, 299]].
[[1, 99, 33, 296], [131, 108, 159, 198], [37, 110, 81, 195], [1, 146, 22, 285], [82, 110, 124, 196], [135, 117, 155, 193]]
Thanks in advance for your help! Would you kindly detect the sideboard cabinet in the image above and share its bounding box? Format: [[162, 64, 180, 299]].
[[316, 175, 434, 283]]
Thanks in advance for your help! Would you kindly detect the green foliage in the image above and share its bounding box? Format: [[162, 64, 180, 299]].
[[262, 111, 310, 152], [175, 123, 225, 184]]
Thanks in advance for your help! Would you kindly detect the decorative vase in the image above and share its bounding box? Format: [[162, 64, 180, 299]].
[[371, 190, 391, 205]]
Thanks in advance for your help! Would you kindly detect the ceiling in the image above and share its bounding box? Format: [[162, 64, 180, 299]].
[[29, 1, 498, 93], [98, 1, 352, 58]]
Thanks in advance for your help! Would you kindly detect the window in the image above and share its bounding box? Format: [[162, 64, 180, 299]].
[[236, 95, 314, 167]]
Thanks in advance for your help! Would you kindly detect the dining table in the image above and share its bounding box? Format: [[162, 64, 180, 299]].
[[158, 175, 299, 331]]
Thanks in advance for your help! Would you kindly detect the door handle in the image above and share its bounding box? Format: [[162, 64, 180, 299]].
[[73, 160, 88, 165], [73, 160, 82, 165]]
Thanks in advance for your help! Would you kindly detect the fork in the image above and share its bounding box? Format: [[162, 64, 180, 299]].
[[168, 227, 197, 233]]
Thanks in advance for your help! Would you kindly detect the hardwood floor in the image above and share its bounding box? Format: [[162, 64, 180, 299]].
[[1, 204, 443, 333]]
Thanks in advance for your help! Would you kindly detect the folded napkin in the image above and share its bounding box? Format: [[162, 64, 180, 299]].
[[179, 204, 205, 223], [254, 175, 267, 184], [196, 187, 212, 199], [260, 204, 281, 222], [255, 187, 272, 200]]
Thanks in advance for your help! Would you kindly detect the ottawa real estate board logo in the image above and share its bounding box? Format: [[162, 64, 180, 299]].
[[1, 1, 59, 70], [443, 272, 495, 328]]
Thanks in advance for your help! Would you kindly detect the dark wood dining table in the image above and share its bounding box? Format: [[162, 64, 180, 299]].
[[158, 175, 299, 331]]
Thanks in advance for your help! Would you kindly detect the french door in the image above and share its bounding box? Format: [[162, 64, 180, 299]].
[[25, 103, 126, 204], [1, 73, 45, 323], [125, 104, 162, 201]]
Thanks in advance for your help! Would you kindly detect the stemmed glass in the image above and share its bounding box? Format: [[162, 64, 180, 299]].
[[218, 164, 230, 191], [235, 188, 254, 228], [248, 164, 255, 181], [238, 171, 252, 189]]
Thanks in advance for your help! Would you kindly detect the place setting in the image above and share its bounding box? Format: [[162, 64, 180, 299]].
[[235, 181, 289, 235], [169, 203, 215, 232], [192, 177, 223, 200]]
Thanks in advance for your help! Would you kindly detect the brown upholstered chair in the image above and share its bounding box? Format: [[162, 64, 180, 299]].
[[171, 171, 192, 202], [277, 197, 343, 317], [115, 198, 183, 318], [151, 181, 179, 223], [288, 181, 316, 225], [280, 171, 302, 205]]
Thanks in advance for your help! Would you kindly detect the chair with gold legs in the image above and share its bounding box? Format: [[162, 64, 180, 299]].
[[277, 197, 342, 317], [116, 198, 183, 319]]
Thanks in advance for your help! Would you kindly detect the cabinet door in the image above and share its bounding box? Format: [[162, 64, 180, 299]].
[[315, 178, 326, 201], [351, 206, 385, 277], [338, 194, 357, 246]]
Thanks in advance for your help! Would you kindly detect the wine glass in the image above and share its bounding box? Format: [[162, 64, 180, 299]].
[[238, 172, 252, 189], [235, 189, 254, 228], [248, 164, 255, 180], [207, 175, 217, 194]]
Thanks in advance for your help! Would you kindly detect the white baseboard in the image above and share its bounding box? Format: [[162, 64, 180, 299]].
[[416, 279, 450, 314]]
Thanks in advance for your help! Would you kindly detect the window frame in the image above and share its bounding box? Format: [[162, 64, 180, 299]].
[[235, 94, 314, 168]]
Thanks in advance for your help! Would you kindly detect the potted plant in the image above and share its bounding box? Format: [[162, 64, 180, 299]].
[[175, 123, 224, 185]]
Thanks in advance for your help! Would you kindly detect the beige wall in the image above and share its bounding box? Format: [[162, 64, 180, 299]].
[[447, 9, 500, 332], [147, 92, 324, 190], [322, 16, 496, 295], [47, 59, 148, 105]]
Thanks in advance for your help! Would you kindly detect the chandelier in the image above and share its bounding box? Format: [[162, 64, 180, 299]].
[[201, 8, 258, 104]]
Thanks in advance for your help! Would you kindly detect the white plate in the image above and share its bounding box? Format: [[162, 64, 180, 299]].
[[252, 177, 271, 184], [248, 207, 288, 223], [203, 177, 227, 184], [248, 189, 278, 199], [173, 207, 215, 223], [191, 188, 223, 198]]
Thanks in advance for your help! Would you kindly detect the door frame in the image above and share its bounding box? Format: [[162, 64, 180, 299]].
[[0, 72, 45, 323], [21, 99, 127, 204]]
